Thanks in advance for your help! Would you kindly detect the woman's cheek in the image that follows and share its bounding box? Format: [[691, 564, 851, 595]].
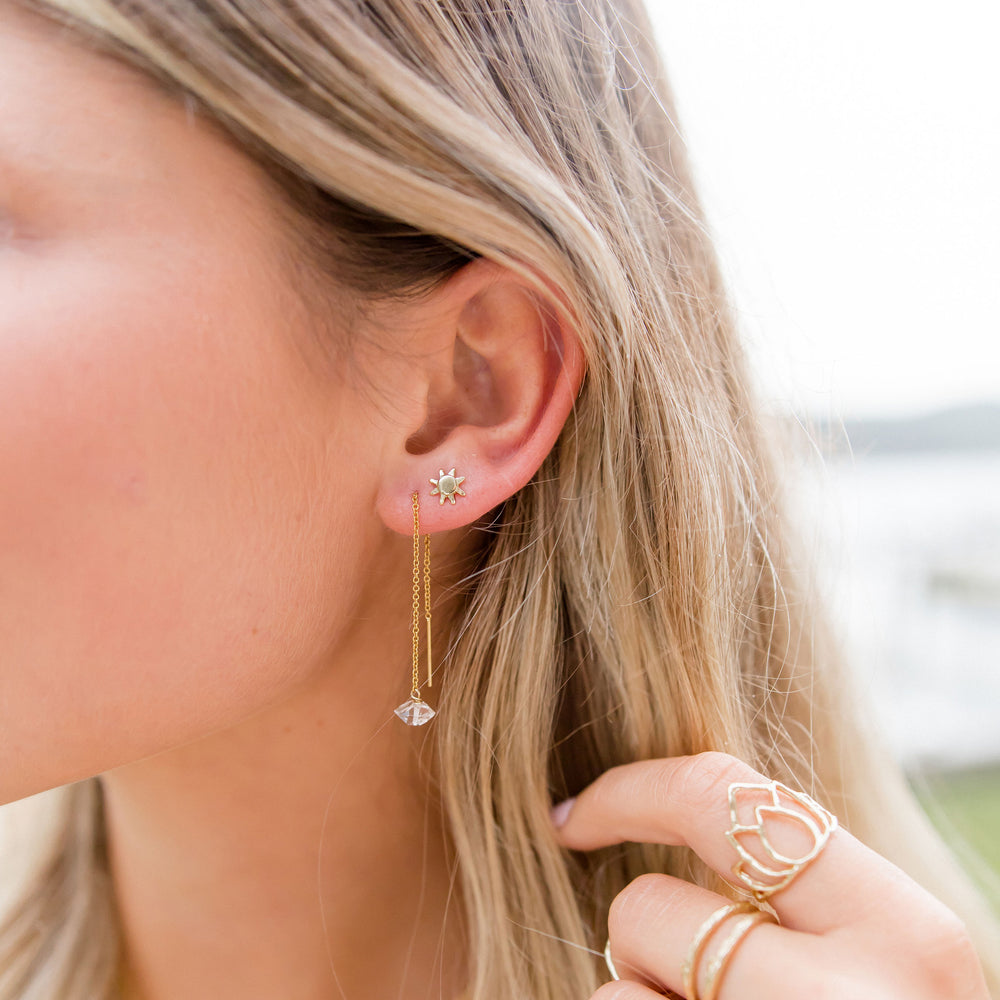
[[0, 239, 356, 803]]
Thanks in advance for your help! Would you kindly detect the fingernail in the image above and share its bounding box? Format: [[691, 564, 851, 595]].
[[550, 797, 576, 828]]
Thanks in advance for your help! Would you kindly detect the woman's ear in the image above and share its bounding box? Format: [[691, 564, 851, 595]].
[[374, 258, 586, 534]]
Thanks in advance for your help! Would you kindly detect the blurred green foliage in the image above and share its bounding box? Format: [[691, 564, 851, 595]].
[[912, 764, 1000, 912]]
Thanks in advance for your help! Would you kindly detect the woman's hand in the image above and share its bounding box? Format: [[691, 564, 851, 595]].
[[551, 752, 990, 1000]]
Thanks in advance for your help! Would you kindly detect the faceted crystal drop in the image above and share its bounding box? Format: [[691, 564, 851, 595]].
[[394, 697, 436, 726]]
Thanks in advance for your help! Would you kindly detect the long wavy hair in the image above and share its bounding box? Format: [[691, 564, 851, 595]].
[[2, 0, 998, 996]]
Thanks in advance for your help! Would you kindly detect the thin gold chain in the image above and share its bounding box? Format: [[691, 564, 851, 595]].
[[423, 530, 433, 687], [410, 492, 421, 701]]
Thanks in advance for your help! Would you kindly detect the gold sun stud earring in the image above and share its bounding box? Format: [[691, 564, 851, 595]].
[[394, 490, 436, 726], [429, 468, 466, 505]]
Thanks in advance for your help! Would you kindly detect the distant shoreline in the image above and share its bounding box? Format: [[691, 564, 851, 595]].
[[801, 402, 1000, 455]]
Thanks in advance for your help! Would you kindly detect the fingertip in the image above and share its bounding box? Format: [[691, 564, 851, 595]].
[[550, 796, 576, 829]]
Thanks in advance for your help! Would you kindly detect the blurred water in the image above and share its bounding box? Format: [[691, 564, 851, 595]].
[[796, 451, 1000, 770]]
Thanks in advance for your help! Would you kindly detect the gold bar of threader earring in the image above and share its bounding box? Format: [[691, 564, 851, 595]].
[[425, 616, 433, 687]]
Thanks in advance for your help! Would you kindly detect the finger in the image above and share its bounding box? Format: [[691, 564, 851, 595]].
[[605, 872, 792, 998], [591, 982, 670, 1000], [590, 982, 666, 1000], [552, 752, 929, 934]]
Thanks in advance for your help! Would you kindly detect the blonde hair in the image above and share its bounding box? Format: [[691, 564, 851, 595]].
[[3, 0, 998, 996]]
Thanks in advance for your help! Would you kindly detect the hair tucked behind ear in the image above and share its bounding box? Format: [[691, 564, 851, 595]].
[[4, 0, 1000, 996]]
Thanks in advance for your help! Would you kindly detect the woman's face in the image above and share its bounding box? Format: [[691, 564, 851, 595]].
[[0, 6, 403, 803]]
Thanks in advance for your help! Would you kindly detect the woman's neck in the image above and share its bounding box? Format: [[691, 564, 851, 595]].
[[104, 643, 465, 1000]]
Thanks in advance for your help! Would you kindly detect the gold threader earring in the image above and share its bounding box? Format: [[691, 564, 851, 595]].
[[395, 491, 434, 726], [394, 473, 468, 725]]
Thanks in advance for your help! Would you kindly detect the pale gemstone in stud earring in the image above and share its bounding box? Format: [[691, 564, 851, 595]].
[[429, 468, 466, 505]]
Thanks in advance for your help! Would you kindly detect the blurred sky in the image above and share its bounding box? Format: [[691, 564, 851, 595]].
[[644, 1, 1000, 420]]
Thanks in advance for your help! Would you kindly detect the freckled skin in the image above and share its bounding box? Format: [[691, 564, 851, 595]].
[[0, 5, 395, 804]]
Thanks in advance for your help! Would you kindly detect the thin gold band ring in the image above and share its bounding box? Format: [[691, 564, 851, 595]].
[[680, 902, 756, 999], [699, 909, 774, 1000]]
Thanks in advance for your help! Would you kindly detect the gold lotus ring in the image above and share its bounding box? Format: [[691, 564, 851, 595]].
[[724, 779, 838, 901]]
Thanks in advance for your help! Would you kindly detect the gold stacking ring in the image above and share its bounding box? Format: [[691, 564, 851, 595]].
[[682, 901, 776, 1000], [603, 937, 620, 981]]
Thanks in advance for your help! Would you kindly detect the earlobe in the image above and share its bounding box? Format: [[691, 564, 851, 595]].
[[374, 259, 585, 536]]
